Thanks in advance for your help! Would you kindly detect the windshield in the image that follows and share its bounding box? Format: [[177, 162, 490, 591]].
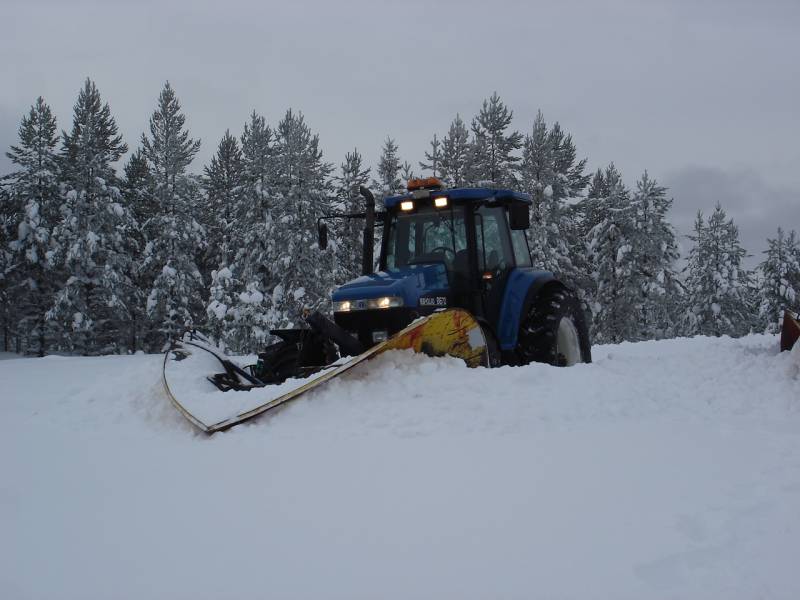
[[385, 206, 467, 274]]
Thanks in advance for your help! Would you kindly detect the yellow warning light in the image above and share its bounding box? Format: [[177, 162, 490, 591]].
[[400, 201, 414, 211], [407, 177, 444, 192], [433, 196, 448, 208]]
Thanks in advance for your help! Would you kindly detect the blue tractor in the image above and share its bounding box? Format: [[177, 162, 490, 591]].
[[252, 178, 591, 384]]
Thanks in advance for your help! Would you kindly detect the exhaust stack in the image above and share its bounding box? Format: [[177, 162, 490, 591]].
[[360, 186, 375, 275]]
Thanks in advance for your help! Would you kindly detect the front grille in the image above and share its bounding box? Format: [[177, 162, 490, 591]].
[[334, 307, 430, 348]]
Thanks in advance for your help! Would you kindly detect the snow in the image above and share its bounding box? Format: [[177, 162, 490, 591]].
[[238, 289, 264, 304], [109, 202, 124, 217], [207, 300, 227, 321], [17, 221, 31, 241], [215, 266, 232, 281], [1, 334, 799, 599]]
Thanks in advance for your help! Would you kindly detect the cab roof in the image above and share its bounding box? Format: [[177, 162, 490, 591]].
[[383, 187, 531, 209]]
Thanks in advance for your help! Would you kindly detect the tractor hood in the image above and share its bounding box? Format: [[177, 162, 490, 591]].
[[331, 264, 450, 310]]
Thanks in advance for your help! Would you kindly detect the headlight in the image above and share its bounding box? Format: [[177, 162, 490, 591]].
[[333, 300, 352, 312], [332, 297, 403, 312], [371, 296, 403, 309]]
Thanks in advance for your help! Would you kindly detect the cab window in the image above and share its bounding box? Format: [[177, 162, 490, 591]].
[[510, 228, 532, 267], [385, 207, 467, 274], [474, 206, 514, 274]]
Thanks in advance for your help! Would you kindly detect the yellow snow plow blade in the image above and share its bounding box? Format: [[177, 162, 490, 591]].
[[781, 310, 800, 352], [163, 309, 488, 433], [381, 308, 489, 367]]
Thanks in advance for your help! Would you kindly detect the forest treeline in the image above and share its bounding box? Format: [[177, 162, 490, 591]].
[[1, 80, 798, 355]]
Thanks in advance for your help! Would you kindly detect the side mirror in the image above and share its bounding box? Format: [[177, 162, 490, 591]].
[[318, 222, 328, 250], [509, 203, 530, 230]]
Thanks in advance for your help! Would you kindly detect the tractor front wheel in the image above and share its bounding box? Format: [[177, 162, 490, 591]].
[[252, 341, 301, 384], [517, 286, 591, 366]]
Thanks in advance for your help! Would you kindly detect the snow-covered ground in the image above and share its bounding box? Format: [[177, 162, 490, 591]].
[[1, 335, 799, 599]]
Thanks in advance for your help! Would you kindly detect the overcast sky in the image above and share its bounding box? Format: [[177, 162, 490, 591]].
[[2, 0, 798, 264]]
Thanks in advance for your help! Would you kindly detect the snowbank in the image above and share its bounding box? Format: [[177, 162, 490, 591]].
[[1, 334, 798, 599]]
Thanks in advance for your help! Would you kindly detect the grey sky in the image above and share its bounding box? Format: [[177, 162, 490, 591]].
[[2, 0, 798, 263]]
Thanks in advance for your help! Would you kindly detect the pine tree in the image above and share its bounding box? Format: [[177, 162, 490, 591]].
[[120, 149, 152, 351], [201, 130, 245, 345], [438, 114, 471, 187], [575, 165, 617, 317], [51, 80, 134, 354], [683, 205, 753, 337], [140, 82, 205, 349], [240, 111, 275, 195], [419, 134, 441, 177], [580, 167, 611, 237], [269, 109, 335, 327], [758, 228, 800, 332], [203, 130, 245, 269], [0, 177, 18, 351], [373, 136, 403, 201], [400, 161, 415, 187], [587, 166, 639, 343], [518, 111, 589, 292], [122, 149, 155, 229], [629, 171, 682, 339], [222, 111, 278, 351], [334, 148, 370, 281], [4, 97, 61, 354], [469, 93, 522, 187], [205, 264, 240, 346]]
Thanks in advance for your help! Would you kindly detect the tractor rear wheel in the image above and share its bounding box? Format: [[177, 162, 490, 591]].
[[517, 286, 591, 366]]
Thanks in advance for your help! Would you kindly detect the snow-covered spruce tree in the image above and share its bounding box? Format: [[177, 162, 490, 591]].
[[140, 82, 205, 350], [683, 205, 754, 337], [579, 167, 611, 239], [418, 134, 441, 177], [438, 114, 471, 187], [4, 97, 61, 355], [373, 136, 403, 203], [0, 179, 17, 351], [334, 148, 370, 282], [51, 80, 135, 355], [574, 165, 616, 325], [202, 131, 246, 345], [201, 130, 246, 346], [269, 109, 335, 327], [120, 149, 153, 351], [205, 262, 241, 346], [518, 111, 589, 290], [629, 171, 682, 339], [203, 130, 245, 272], [219, 111, 279, 352], [758, 228, 800, 332], [586, 165, 641, 343], [401, 161, 415, 188], [469, 93, 522, 187], [123, 149, 155, 229]]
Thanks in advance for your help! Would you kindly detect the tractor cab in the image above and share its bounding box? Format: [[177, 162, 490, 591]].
[[327, 178, 540, 354]]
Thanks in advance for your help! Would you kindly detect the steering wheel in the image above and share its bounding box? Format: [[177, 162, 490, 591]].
[[429, 246, 456, 262]]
